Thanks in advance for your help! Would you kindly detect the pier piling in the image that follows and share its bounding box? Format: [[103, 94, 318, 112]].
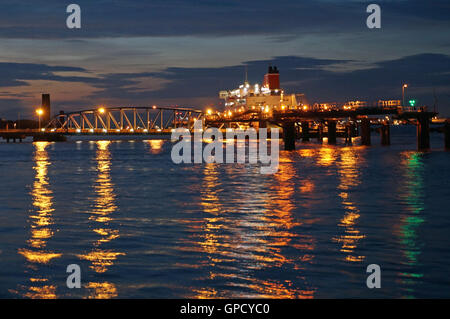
[[417, 115, 430, 150], [360, 118, 371, 146], [283, 122, 296, 151], [318, 122, 324, 143], [327, 120, 337, 145], [259, 120, 267, 129], [345, 123, 353, 145], [301, 122, 310, 142], [381, 122, 390, 146], [445, 120, 450, 150]]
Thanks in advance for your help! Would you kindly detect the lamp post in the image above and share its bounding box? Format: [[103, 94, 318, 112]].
[[36, 108, 43, 131], [402, 84, 408, 107]]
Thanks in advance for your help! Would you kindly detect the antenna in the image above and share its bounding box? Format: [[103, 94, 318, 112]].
[[433, 87, 438, 113], [244, 65, 248, 84]]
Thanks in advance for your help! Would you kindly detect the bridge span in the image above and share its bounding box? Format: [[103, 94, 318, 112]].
[[47, 105, 203, 134], [0, 105, 203, 142]]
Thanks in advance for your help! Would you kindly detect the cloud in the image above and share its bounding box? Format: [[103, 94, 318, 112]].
[[0, 62, 94, 87], [0, 0, 449, 39], [86, 56, 349, 101]]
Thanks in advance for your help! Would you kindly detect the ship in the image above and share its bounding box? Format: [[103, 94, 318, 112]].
[[219, 66, 309, 115]]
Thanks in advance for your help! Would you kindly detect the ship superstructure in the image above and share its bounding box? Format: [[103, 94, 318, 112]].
[[219, 66, 308, 114]]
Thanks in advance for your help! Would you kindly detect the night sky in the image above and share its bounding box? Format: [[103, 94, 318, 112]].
[[1, 0, 449, 119]]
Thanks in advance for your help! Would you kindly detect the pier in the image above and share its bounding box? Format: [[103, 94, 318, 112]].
[[205, 107, 446, 151], [0, 130, 66, 142]]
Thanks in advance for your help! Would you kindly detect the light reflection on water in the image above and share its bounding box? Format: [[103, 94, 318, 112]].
[[16, 142, 61, 298], [1, 130, 449, 298], [77, 141, 124, 299], [333, 147, 366, 263], [395, 152, 426, 298], [185, 154, 317, 299]]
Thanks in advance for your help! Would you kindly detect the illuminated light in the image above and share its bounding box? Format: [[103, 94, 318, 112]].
[[264, 106, 270, 113], [228, 111, 232, 117], [409, 99, 417, 107], [281, 105, 286, 110], [98, 107, 105, 114], [41, 128, 45, 132], [152, 105, 157, 109], [207, 109, 212, 115], [143, 129, 148, 133], [116, 129, 120, 132], [36, 109, 44, 116], [129, 129, 134, 133], [148, 140, 163, 154], [76, 128, 81, 133], [89, 129, 94, 133], [102, 129, 107, 133], [303, 105, 308, 111], [157, 128, 162, 132], [403, 84, 408, 88], [50, 128, 55, 132]]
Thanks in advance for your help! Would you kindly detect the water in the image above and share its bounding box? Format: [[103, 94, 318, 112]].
[[0, 126, 449, 299]]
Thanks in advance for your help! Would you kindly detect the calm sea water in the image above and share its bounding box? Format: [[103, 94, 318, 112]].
[[0, 126, 449, 299]]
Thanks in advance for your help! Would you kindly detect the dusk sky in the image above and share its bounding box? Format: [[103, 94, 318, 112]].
[[1, 0, 450, 119]]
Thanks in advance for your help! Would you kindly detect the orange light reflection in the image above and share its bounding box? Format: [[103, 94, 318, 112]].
[[332, 147, 366, 262], [17, 142, 61, 299], [77, 141, 124, 298]]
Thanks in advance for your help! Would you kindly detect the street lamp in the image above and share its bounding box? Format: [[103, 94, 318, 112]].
[[402, 84, 408, 107], [36, 108, 44, 131], [98, 107, 105, 114]]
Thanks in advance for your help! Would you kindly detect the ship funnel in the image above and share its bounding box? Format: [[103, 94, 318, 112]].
[[263, 65, 280, 90]]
